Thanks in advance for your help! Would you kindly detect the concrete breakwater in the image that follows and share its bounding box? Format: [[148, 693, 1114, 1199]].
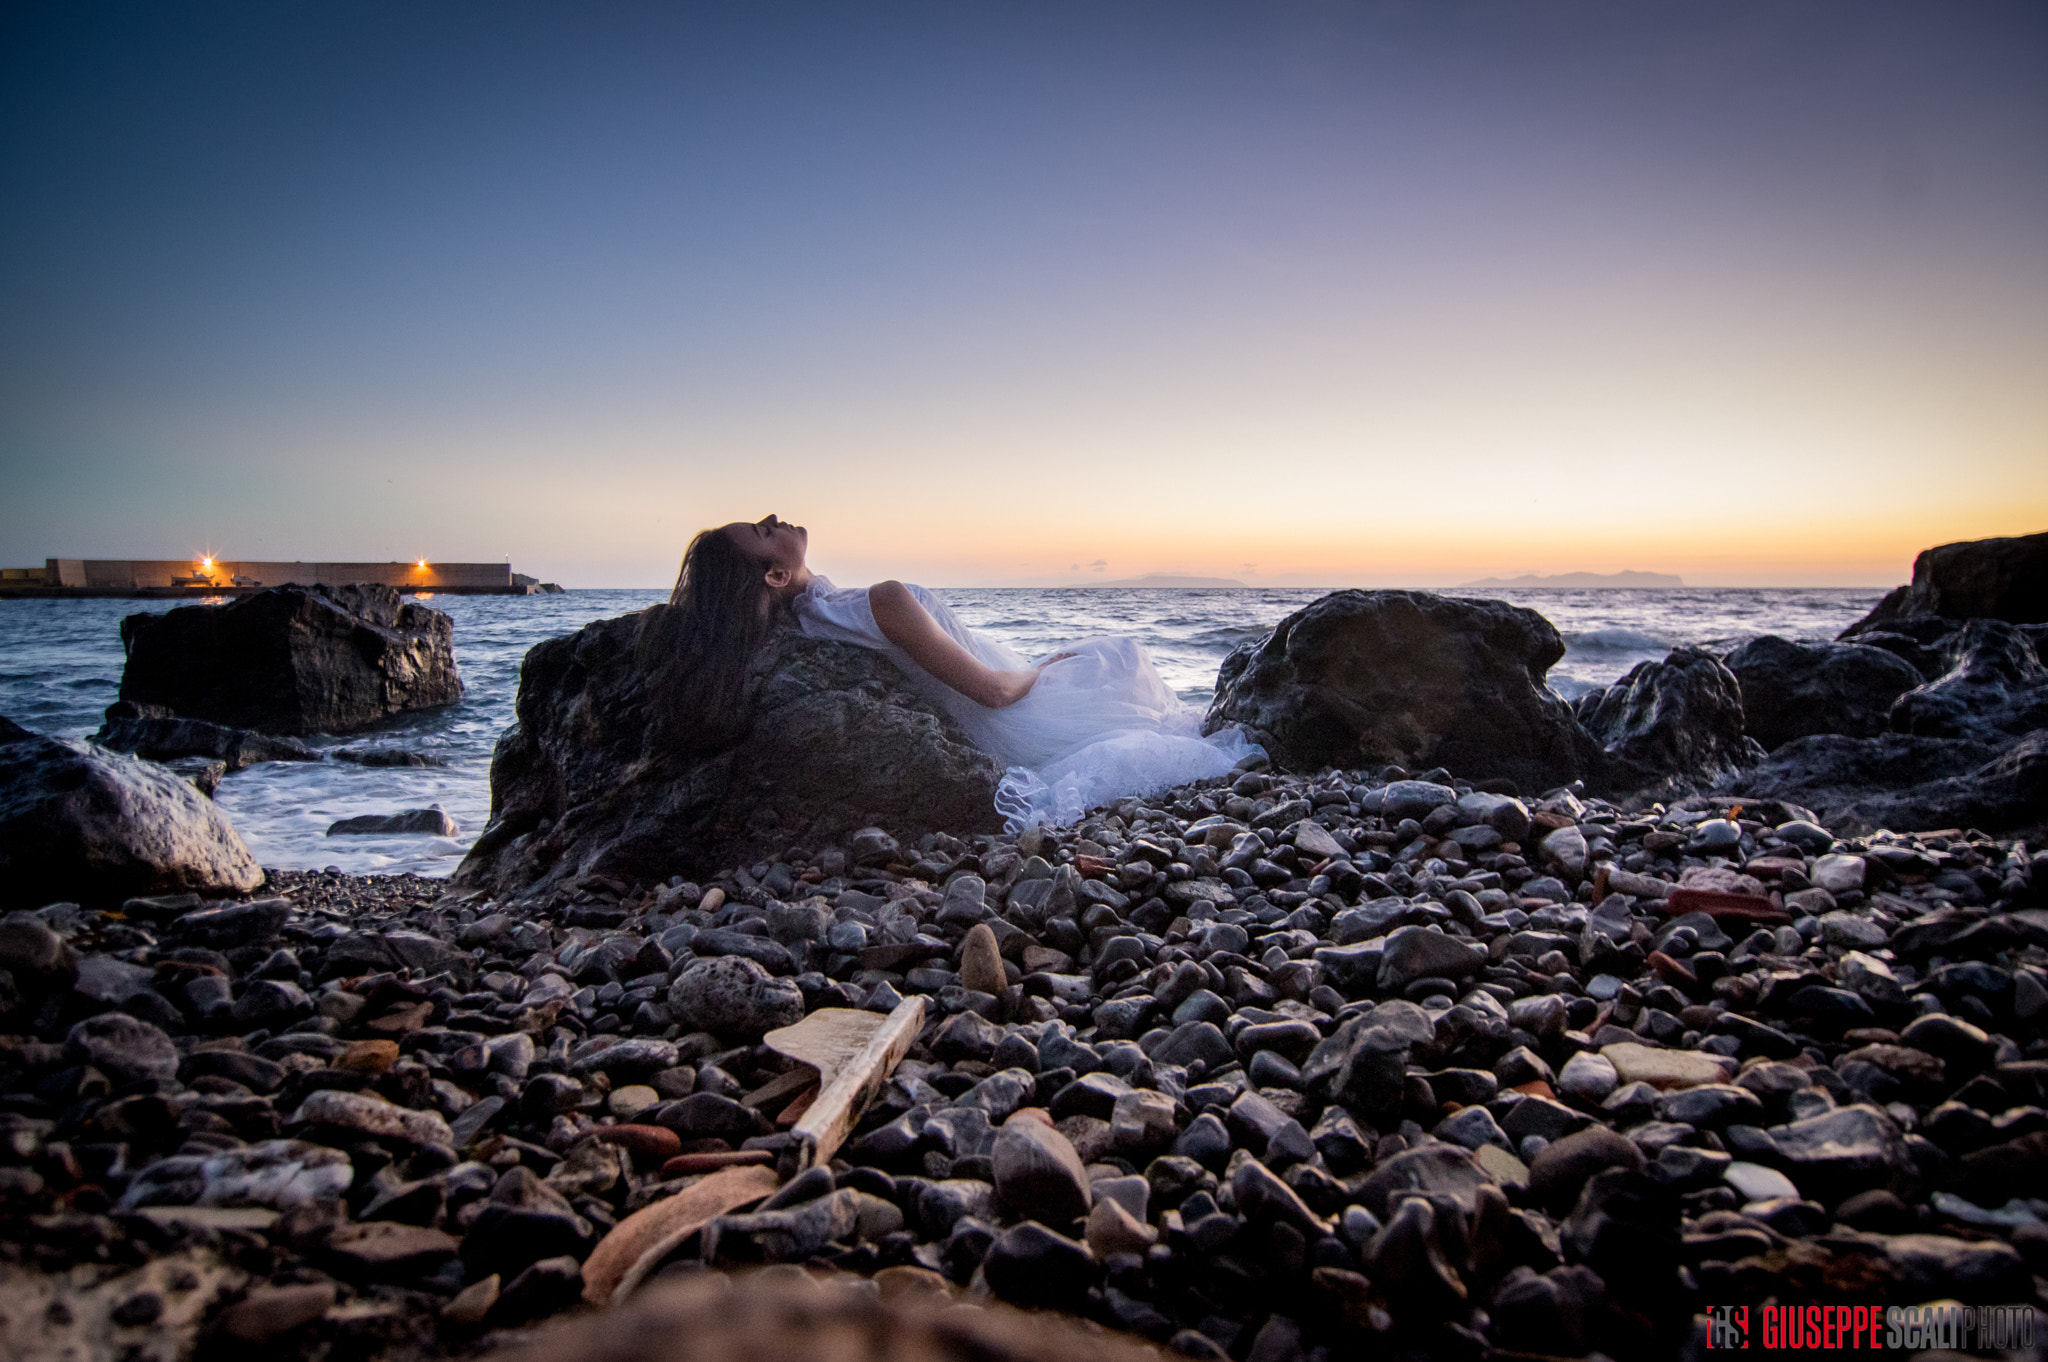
[[0, 557, 560, 597]]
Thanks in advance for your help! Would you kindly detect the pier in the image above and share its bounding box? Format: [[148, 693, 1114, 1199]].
[[0, 557, 561, 598]]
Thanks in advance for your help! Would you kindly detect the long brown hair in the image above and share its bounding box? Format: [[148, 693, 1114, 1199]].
[[637, 526, 787, 754]]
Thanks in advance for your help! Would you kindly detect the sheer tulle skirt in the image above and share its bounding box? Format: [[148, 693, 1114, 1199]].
[[939, 637, 1259, 832], [794, 580, 1260, 832]]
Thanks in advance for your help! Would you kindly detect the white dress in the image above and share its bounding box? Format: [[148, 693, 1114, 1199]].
[[794, 577, 1260, 831]]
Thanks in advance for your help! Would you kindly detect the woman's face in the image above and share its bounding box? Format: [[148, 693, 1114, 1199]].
[[723, 514, 808, 584]]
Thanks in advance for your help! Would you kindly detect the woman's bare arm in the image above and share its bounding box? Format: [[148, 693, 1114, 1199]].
[[870, 580, 1049, 708]]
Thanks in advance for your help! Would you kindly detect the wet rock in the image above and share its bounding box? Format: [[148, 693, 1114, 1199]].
[[452, 617, 1003, 897], [1203, 589, 1598, 790], [1723, 636, 1925, 749], [1576, 646, 1763, 790], [327, 806, 460, 837], [116, 584, 462, 735], [0, 730, 264, 908], [93, 714, 318, 771], [1842, 530, 2048, 633]]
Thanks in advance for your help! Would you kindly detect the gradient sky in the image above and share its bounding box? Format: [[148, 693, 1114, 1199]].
[[3, 2, 2045, 588]]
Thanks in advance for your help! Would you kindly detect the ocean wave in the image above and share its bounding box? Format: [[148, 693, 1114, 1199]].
[[1561, 628, 1668, 653]]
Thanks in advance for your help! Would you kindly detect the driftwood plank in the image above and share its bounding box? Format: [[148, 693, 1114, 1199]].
[[740, 1067, 818, 1111], [767, 998, 924, 1173], [580, 1163, 779, 1306]]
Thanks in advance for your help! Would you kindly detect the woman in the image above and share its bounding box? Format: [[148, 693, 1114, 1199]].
[[666, 514, 1260, 829]]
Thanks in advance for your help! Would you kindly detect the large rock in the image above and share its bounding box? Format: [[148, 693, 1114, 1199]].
[[1888, 619, 2048, 745], [454, 612, 1004, 896], [117, 584, 461, 736], [93, 711, 317, 772], [1201, 590, 1597, 792], [1733, 731, 2044, 834], [1842, 530, 2048, 633], [1575, 647, 1762, 790], [0, 724, 263, 909], [1722, 636, 1924, 750]]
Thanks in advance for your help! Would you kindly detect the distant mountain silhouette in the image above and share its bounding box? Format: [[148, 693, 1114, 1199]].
[[1086, 573, 1248, 588], [1458, 570, 1685, 589]]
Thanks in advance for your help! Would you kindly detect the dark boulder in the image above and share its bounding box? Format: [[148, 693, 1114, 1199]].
[[1842, 530, 2048, 633], [1722, 636, 1924, 750], [1734, 730, 2045, 834], [1839, 614, 1968, 680], [327, 807, 459, 837], [93, 710, 316, 772], [0, 724, 263, 909], [117, 584, 461, 736], [454, 612, 1004, 897], [1574, 647, 1762, 791], [1888, 619, 2048, 745], [1201, 589, 1598, 792]]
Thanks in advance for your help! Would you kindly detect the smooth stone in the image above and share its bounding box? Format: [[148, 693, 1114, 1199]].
[[1600, 1041, 1731, 1089], [1723, 1161, 1800, 1202], [958, 923, 1007, 997], [993, 1113, 1092, 1224], [1557, 1051, 1619, 1103], [1527, 1127, 1646, 1214]]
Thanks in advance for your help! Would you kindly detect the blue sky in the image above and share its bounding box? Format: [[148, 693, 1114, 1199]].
[[3, 1, 2045, 586]]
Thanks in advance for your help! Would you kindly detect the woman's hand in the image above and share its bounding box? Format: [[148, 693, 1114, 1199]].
[[982, 653, 1075, 709]]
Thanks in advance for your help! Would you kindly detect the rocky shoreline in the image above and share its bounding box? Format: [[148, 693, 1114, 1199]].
[[4, 764, 2046, 1360]]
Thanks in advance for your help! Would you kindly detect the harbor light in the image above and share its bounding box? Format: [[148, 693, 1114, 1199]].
[[200, 556, 213, 570]]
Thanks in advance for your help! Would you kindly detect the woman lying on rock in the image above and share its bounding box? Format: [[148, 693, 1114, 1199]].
[[668, 514, 1259, 830]]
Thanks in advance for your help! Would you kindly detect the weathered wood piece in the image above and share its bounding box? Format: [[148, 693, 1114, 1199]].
[[763, 997, 925, 1172], [580, 1163, 779, 1307]]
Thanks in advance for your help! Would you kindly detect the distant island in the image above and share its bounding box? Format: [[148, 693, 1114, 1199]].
[[1457, 570, 1685, 589], [1086, 574, 1248, 588]]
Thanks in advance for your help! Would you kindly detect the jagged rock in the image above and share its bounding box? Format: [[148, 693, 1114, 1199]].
[[0, 725, 263, 910], [1888, 619, 2048, 744], [1202, 589, 1598, 791], [1722, 636, 1925, 749], [117, 584, 461, 735], [93, 712, 317, 771], [453, 615, 1004, 896], [1842, 530, 2048, 633], [1736, 730, 2047, 834], [1575, 647, 1763, 790]]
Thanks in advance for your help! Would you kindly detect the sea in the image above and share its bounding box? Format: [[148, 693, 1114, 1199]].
[[0, 585, 1885, 877]]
